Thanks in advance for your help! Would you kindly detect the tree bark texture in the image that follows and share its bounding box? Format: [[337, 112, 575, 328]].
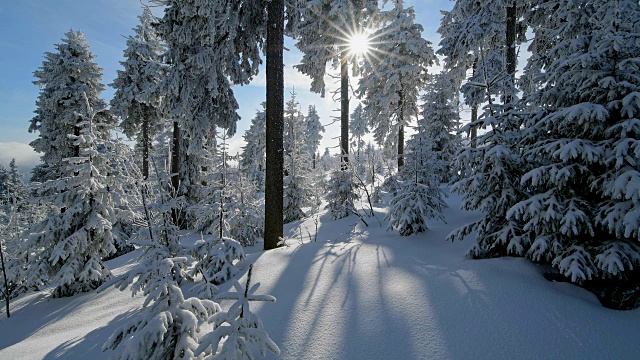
[[264, 0, 285, 251]]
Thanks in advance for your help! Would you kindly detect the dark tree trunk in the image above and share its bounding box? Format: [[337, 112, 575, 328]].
[[505, 2, 517, 104], [470, 57, 479, 148], [74, 118, 81, 158], [142, 107, 150, 180], [340, 49, 349, 168], [264, 0, 285, 251], [170, 121, 180, 194], [470, 105, 478, 148], [397, 88, 404, 169]]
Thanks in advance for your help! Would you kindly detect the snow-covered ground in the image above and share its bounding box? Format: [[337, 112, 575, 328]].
[[1, 190, 639, 359]]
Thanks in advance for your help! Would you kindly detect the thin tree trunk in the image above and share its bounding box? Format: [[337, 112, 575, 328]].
[[397, 88, 405, 169], [470, 57, 479, 148], [470, 105, 478, 148], [74, 118, 81, 158], [340, 49, 349, 168], [264, 0, 285, 251], [142, 107, 150, 180], [170, 121, 180, 225], [170, 121, 180, 193], [0, 238, 10, 318], [505, 2, 517, 104]]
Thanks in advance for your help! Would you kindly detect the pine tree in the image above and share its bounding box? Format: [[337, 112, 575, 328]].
[[240, 104, 267, 190], [358, 0, 436, 169], [390, 103, 447, 236], [151, 0, 266, 208], [110, 7, 166, 180], [437, 0, 526, 146], [508, 0, 640, 309], [304, 105, 325, 169], [350, 103, 368, 161], [20, 94, 120, 297], [104, 203, 217, 359], [29, 30, 115, 182], [326, 165, 360, 220], [283, 91, 312, 223], [417, 72, 461, 183]]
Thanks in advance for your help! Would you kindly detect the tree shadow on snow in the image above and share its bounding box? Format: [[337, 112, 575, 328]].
[[43, 310, 138, 359]]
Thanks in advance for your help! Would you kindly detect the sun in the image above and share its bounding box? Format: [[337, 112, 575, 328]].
[[348, 31, 371, 56]]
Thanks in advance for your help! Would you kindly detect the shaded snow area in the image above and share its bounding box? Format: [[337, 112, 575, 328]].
[[1, 190, 639, 359]]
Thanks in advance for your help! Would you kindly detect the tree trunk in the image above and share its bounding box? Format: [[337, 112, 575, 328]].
[[340, 49, 349, 168], [470, 57, 479, 148], [397, 88, 405, 169], [505, 2, 517, 104], [470, 105, 478, 148], [170, 121, 180, 194], [74, 118, 81, 158], [264, 0, 285, 251], [142, 107, 150, 180]]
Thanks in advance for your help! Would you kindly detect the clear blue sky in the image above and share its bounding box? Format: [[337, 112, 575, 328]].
[[0, 0, 453, 172]]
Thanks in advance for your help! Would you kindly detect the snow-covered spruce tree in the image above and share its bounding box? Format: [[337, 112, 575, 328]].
[[437, 0, 526, 146], [103, 140, 144, 259], [189, 133, 246, 288], [350, 103, 368, 159], [358, 0, 436, 170], [151, 0, 265, 209], [294, 0, 379, 166], [110, 7, 166, 180], [387, 136, 446, 236], [305, 104, 325, 169], [104, 185, 219, 359], [20, 94, 121, 298], [447, 102, 529, 260], [326, 165, 360, 220], [350, 103, 368, 178], [364, 143, 384, 202], [416, 72, 461, 183], [240, 103, 266, 190], [283, 91, 312, 223], [195, 265, 280, 359], [507, 0, 640, 309], [444, 0, 530, 260], [389, 106, 447, 236], [29, 30, 116, 183], [227, 170, 265, 247]]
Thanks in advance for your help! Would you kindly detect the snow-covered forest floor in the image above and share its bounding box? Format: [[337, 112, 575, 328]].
[[1, 189, 639, 359]]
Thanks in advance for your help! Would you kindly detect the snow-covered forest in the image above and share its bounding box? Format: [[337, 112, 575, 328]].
[[1, 0, 640, 359]]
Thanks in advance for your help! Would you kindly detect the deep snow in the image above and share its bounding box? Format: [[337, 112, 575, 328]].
[[1, 190, 639, 359]]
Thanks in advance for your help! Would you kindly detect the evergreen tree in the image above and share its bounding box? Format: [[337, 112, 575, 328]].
[[418, 72, 461, 183], [508, 0, 640, 309], [437, 0, 526, 146], [350, 103, 368, 161], [240, 103, 267, 190], [358, 0, 436, 169], [29, 30, 115, 182], [151, 0, 265, 207], [19, 94, 121, 297], [326, 165, 360, 220], [304, 105, 325, 169], [283, 91, 312, 223], [110, 7, 166, 180]]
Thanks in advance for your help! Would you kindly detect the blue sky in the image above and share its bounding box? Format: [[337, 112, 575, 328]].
[[0, 0, 454, 172]]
